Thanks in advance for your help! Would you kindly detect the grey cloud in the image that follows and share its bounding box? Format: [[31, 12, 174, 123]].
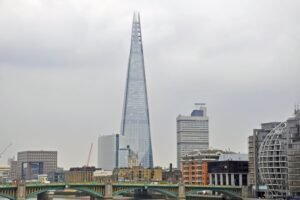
[[0, 0, 300, 168]]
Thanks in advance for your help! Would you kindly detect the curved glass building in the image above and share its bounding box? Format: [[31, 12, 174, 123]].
[[258, 122, 289, 198], [120, 12, 153, 168], [258, 110, 300, 198]]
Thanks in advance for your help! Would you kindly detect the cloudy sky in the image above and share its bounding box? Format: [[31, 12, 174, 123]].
[[0, 0, 299, 168]]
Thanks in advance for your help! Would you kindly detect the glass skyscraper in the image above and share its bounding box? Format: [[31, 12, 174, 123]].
[[120, 12, 153, 168]]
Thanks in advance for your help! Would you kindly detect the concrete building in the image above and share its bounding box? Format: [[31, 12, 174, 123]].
[[177, 104, 209, 170], [181, 149, 229, 185], [98, 134, 119, 170], [248, 122, 280, 197], [17, 151, 57, 180], [208, 154, 248, 186], [258, 109, 300, 198]]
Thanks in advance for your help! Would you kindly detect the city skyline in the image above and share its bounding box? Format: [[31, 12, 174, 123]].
[[0, 0, 300, 169]]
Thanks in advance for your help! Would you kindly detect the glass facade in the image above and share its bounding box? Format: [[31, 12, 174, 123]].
[[120, 12, 153, 168]]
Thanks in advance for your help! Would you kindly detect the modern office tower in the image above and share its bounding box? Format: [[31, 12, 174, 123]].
[[98, 134, 119, 170], [248, 122, 280, 197], [16, 151, 57, 180], [120, 12, 153, 168], [177, 103, 209, 170], [258, 109, 300, 199]]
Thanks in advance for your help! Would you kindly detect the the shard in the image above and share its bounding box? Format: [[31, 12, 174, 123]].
[[120, 12, 153, 168]]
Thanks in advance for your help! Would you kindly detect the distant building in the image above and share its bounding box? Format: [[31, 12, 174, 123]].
[[0, 165, 10, 182], [162, 163, 182, 183], [8, 158, 17, 180], [17, 151, 57, 180], [98, 134, 119, 170], [93, 170, 112, 183], [118, 145, 138, 168], [182, 149, 230, 185], [248, 122, 280, 197], [177, 104, 209, 169], [65, 166, 100, 183], [208, 154, 248, 186], [112, 166, 162, 182], [48, 168, 64, 182]]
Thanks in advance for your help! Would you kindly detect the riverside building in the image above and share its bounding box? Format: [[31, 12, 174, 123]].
[[248, 122, 280, 197], [181, 149, 227, 185], [258, 108, 300, 199]]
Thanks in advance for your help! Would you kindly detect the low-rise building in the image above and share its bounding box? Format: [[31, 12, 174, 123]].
[[93, 170, 112, 183], [112, 166, 162, 182], [162, 163, 182, 183], [0, 165, 10, 183], [182, 149, 231, 185], [207, 154, 248, 186], [48, 168, 65, 182], [65, 166, 100, 182]]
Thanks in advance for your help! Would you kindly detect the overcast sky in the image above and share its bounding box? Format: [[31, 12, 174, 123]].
[[0, 0, 300, 169]]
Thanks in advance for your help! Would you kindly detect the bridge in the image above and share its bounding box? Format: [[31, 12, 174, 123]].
[[0, 182, 243, 200]]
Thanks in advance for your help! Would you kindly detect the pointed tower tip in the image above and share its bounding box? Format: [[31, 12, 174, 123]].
[[133, 11, 140, 23]]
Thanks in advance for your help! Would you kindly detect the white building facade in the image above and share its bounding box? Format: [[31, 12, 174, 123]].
[[177, 104, 209, 169]]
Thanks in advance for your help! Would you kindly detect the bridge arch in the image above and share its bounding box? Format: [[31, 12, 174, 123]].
[[0, 192, 16, 200], [113, 187, 177, 198], [186, 188, 242, 200], [25, 186, 103, 199]]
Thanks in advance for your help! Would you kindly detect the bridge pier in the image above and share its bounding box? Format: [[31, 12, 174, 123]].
[[16, 182, 26, 200], [104, 182, 113, 199], [177, 183, 186, 200]]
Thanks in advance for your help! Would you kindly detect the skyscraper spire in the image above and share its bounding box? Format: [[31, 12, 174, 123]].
[[120, 12, 153, 168]]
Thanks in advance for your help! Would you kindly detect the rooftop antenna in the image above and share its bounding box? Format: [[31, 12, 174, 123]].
[[194, 103, 206, 108], [295, 102, 299, 114]]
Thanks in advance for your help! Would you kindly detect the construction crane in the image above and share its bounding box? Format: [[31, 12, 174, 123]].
[[0, 143, 12, 159], [85, 143, 93, 167]]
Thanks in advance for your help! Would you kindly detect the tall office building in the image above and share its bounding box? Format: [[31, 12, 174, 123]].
[[177, 104, 209, 170], [16, 151, 57, 180], [98, 134, 119, 170], [120, 12, 153, 168]]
